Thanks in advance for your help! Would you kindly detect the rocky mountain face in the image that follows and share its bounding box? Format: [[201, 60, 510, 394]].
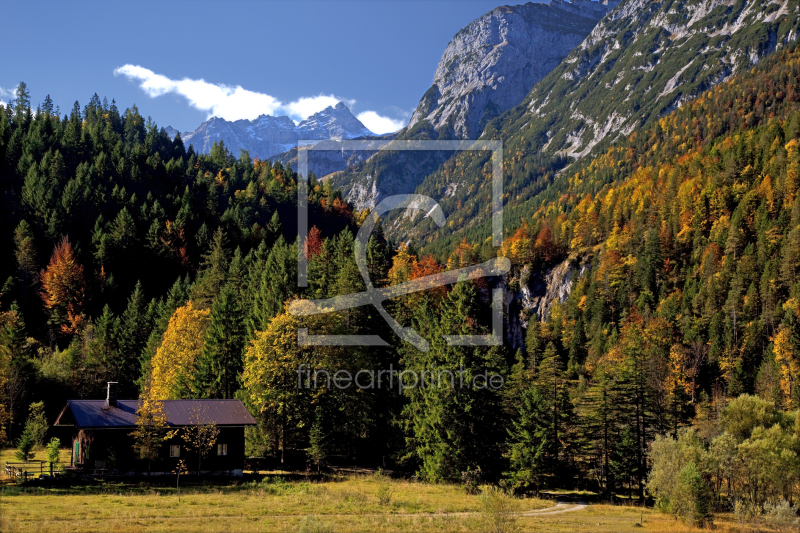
[[387, 0, 800, 251], [169, 103, 374, 160], [491, 0, 800, 160], [407, 0, 621, 140], [504, 255, 592, 349], [326, 0, 620, 212]]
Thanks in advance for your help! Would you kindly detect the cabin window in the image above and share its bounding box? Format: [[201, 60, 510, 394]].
[[217, 444, 227, 456], [170, 445, 180, 457]]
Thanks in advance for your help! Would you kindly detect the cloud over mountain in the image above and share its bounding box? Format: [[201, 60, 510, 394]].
[[114, 64, 404, 132]]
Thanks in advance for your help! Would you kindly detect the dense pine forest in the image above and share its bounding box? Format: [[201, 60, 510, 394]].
[[1, 42, 800, 524]]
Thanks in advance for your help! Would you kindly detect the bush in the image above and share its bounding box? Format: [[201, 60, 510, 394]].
[[763, 499, 799, 533], [675, 463, 713, 527], [479, 486, 518, 533], [45, 437, 61, 466], [462, 466, 482, 495], [15, 430, 34, 461], [733, 499, 760, 528], [374, 469, 395, 506]]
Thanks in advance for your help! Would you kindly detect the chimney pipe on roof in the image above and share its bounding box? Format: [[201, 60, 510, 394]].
[[106, 382, 118, 407]]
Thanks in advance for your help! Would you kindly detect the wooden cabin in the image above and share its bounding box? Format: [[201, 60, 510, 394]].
[[54, 383, 256, 476]]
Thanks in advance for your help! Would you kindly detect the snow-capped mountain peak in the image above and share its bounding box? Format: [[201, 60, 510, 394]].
[[171, 102, 374, 160]]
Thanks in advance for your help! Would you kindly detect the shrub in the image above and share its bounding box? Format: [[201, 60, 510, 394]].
[[45, 437, 61, 466], [675, 463, 713, 527], [296, 514, 334, 533], [374, 468, 395, 506], [479, 486, 518, 533], [733, 499, 760, 528], [763, 499, 799, 533], [462, 466, 483, 495]]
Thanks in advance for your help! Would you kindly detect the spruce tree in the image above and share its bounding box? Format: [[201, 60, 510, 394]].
[[195, 284, 245, 399], [505, 383, 549, 494]]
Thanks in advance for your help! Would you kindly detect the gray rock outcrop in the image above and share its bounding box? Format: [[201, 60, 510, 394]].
[[406, 0, 621, 140]]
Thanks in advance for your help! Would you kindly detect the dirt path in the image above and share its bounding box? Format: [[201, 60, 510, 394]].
[[520, 501, 588, 516]]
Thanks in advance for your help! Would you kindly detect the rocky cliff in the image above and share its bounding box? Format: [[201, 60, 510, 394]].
[[505, 255, 592, 349], [325, 0, 619, 211], [492, 0, 800, 160], [408, 0, 620, 140]]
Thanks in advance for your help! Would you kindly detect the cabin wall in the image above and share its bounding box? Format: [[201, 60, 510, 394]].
[[68, 426, 247, 475]]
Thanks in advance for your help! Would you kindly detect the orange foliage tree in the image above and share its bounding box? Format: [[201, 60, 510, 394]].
[[39, 236, 87, 335]]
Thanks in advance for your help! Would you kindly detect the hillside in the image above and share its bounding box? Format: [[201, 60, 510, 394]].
[[326, 0, 619, 211], [391, 0, 800, 253], [503, 40, 800, 400]]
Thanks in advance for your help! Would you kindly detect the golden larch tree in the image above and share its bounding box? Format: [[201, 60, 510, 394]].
[[149, 302, 210, 400]]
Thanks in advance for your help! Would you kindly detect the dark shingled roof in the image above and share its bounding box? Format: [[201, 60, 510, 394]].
[[55, 399, 256, 429]]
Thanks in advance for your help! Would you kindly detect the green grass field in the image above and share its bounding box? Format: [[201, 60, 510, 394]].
[[0, 450, 745, 533]]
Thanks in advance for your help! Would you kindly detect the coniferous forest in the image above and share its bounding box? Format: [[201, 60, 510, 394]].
[[2, 38, 800, 528]]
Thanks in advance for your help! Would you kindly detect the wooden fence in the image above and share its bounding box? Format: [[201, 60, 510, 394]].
[[5, 460, 68, 483]]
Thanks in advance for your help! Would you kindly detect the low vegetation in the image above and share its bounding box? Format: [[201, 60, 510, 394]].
[[0, 470, 756, 533]]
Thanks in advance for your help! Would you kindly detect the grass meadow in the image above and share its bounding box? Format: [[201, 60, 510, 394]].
[[0, 450, 748, 533]]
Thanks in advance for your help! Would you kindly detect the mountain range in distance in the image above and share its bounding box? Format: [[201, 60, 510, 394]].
[[165, 102, 376, 161]]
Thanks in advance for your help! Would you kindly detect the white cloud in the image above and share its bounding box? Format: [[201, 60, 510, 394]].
[[115, 64, 361, 123], [356, 111, 406, 134], [285, 95, 340, 120], [0, 86, 14, 106], [115, 64, 409, 134], [115, 65, 283, 121]]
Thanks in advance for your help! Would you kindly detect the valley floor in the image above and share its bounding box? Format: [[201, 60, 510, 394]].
[[0, 467, 743, 533]]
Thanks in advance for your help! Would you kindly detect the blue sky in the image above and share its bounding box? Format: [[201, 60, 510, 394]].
[[0, 0, 523, 134]]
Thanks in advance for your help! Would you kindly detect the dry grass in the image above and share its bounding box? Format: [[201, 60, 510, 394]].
[[0, 447, 72, 465], [0, 456, 744, 533]]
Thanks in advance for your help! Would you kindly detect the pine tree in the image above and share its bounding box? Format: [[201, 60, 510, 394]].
[[505, 383, 549, 494], [118, 282, 152, 396], [191, 227, 229, 309], [401, 281, 505, 482], [195, 284, 245, 399], [249, 237, 296, 333]]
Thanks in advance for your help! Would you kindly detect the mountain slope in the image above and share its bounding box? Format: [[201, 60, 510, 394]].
[[497, 40, 800, 398], [393, 0, 800, 252], [488, 0, 800, 160], [172, 103, 374, 160], [327, 0, 619, 211], [407, 0, 621, 140]]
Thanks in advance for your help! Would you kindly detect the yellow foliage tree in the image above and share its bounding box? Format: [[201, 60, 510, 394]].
[[387, 244, 416, 285], [241, 312, 318, 463], [773, 324, 799, 408], [130, 378, 177, 475], [149, 302, 210, 400]]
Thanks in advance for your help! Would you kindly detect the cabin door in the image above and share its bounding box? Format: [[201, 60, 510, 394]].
[[74, 439, 80, 465]]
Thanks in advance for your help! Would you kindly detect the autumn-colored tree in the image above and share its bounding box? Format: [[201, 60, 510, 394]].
[[387, 244, 416, 285], [39, 236, 87, 335], [180, 405, 220, 475], [149, 302, 210, 400], [305, 225, 323, 258], [131, 380, 177, 475], [241, 312, 319, 464], [773, 323, 799, 408]]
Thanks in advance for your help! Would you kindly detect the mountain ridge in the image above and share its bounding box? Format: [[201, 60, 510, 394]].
[[168, 102, 374, 160]]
